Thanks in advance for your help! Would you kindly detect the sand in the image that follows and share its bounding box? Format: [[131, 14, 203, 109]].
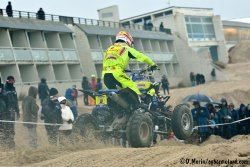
[[229, 41, 250, 63]]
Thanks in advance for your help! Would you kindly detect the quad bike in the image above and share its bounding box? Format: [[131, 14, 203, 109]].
[[74, 67, 193, 148]]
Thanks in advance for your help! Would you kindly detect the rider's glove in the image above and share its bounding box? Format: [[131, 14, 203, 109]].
[[149, 64, 158, 71]]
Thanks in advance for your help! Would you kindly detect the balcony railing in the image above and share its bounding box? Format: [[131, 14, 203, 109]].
[[14, 48, 33, 61], [91, 52, 103, 61], [63, 50, 78, 61], [0, 48, 14, 61], [0, 47, 80, 62], [0, 9, 171, 34], [32, 49, 49, 61], [48, 49, 64, 61]]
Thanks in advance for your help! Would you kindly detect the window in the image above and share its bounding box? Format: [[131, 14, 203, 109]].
[[154, 13, 164, 18], [185, 16, 216, 41], [102, 12, 113, 18]]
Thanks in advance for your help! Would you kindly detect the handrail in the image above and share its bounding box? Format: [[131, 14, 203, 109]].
[[0, 9, 172, 34]]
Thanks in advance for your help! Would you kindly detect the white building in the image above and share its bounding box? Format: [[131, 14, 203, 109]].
[[120, 6, 227, 84], [0, 6, 229, 95]]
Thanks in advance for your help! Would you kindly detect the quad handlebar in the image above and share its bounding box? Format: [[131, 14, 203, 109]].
[[124, 66, 160, 74]]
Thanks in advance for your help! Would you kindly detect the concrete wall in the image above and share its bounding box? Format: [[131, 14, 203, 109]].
[[0, 29, 11, 47], [10, 30, 29, 47], [70, 26, 97, 78], [28, 31, 46, 48], [59, 33, 74, 49], [213, 16, 229, 63], [18, 64, 39, 82], [44, 32, 61, 48], [173, 34, 224, 86], [0, 64, 21, 83]]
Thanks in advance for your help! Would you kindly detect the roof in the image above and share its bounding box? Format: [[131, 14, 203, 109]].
[[76, 24, 173, 40], [223, 20, 250, 29], [0, 16, 72, 32]]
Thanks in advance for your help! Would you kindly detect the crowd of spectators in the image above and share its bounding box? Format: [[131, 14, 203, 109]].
[[190, 72, 206, 86], [81, 75, 102, 106], [191, 98, 250, 142], [0, 76, 80, 149]]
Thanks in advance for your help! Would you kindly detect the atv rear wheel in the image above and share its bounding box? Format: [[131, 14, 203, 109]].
[[171, 104, 193, 140], [126, 112, 153, 148], [73, 113, 98, 140]]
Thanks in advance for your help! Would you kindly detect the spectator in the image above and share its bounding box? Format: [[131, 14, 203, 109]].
[[0, 77, 3, 95], [220, 98, 232, 139], [211, 68, 216, 81], [191, 101, 210, 142], [58, 96, 74, 145], [0, 77, 5, 145], [147, 21, 153, 31], [190, 72, 196, 86], [237, 104, 246, 134], [206, 103, 216, 134], [200, 74, 205, 84], [82, 76, 90, 105], [229, 103, 239, 137], [213, 104, 222, 136], [72, 85, 78, 106], [41, 88, 62, 145], [159, 22, 164, 32], [65, 88, 74, 103], [246, 104, 250, 134], [161, 75, 169, 95], [22, 86, 39, 149], [65, 88, 78, 120], [2, 76, 20, 149], [96, 78, 102, 92], [36, 8, 45, 20], [6, 1, 13, 17], [90, 74, 97, 91], [196, 74, 201, 85], [38, 78, 49, 105]]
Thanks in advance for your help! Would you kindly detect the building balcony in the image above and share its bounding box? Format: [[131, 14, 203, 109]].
[[0, 47, 14, 61], [0, 47, 79, 62]]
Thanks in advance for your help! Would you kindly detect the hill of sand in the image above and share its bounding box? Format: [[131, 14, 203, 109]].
[[229, 41, 250, 63], [0, 61, 250, 166]]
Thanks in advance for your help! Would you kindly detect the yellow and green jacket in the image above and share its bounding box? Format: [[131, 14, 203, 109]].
[[102, 43, 155, 74]]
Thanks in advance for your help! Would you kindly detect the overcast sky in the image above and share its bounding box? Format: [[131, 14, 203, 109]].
[[1, 0, 249, 20]]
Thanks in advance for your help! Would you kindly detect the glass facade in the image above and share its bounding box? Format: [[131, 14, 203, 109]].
[[185, 16, 216, 41]]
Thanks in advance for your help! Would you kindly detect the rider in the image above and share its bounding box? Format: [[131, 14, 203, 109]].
[[102, 31, 157, 96]]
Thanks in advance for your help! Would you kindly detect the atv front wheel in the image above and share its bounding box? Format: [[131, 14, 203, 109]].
[[171, 104, 193, 140], [126, 112, 153, 148]]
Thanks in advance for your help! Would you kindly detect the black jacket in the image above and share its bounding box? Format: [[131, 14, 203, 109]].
[[3, 84, 19, 113], [38, 82, 49, 99], [41, 98, 62, 125]]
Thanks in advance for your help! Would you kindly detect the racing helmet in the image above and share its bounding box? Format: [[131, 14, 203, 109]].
[[115, 31, 134, 47]]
